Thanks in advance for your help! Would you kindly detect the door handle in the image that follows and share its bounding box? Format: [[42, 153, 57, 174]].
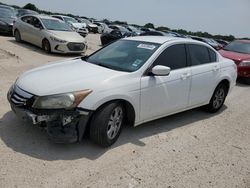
[[181, 73, 191, 80]]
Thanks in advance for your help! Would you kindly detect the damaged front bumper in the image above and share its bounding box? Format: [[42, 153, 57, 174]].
[[10, 105, 92, 143], [7, 85, 92, 143]]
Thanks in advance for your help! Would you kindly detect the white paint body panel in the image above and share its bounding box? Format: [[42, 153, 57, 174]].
[[15, 37, 237, 126]]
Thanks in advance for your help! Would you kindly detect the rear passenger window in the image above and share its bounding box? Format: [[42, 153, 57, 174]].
[[153, 44, 187, 70], [188, 44, 210, 66], [208, 48, 217, 62]]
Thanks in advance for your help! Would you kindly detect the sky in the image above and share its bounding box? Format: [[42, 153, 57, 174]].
[[1, 0, 250, 38]]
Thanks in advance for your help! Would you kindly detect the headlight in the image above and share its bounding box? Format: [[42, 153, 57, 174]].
[[50, 37, 67, 43], [32, 89, 92, 109], [239, 61, 250, 67]]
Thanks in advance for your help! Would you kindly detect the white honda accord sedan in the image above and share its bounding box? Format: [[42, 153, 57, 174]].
[[13, 15, 87, 54], [7, 36, 237, 147]]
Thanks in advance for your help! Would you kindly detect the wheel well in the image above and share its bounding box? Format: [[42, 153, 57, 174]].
[[92, 99, 136, 127], [83, 99, 136, 138], [218, 79, 230, 95], [42, 38, 49, 44]]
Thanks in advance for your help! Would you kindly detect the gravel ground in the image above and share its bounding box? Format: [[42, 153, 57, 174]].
[[0, 34, 249, 188]]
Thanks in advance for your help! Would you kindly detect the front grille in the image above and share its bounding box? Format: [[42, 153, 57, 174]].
[[67, 43, 85, 51], [9, 85, 34, 107]]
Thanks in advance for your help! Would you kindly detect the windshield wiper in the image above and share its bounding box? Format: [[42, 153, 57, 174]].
[[97, 63, 113, 69]]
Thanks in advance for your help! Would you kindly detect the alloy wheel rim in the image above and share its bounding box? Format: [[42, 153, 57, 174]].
[[107, 106, 123, 140], [213, 88, 225, 109]]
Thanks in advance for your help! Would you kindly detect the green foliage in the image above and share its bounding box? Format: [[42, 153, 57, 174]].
[[23, 3, 38, 11], [144, 23, 155, 29], [156, 26, 170, 32], [113, 20, 127, 25]]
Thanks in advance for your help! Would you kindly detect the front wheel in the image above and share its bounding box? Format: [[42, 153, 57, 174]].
[[42, 39, 51, 53], [205, 83, 228, 113], [14, 30, 22, 42], [90, 102, 125, 147]]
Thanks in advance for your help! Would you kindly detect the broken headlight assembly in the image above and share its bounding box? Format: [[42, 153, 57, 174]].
[[32, 89, 92, 109]]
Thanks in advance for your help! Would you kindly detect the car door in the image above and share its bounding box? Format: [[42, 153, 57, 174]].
[[19, 16, 33, 41], [187, 44, 220, 107], [30, 17, 44, 47], [140, 44, 192, 121]]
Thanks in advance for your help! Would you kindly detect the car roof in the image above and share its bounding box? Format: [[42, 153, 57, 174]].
[[52, 15, 73, 19], [30, 14, 59, 20], [123, 36, 196, 44]]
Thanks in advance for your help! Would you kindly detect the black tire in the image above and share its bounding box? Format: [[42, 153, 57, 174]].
[[89, 102, 125, 147], [14, 30, 21, 42], [42, 39, 51, 53], [205, 83, 228, 113], [243, 78, 250, 85]]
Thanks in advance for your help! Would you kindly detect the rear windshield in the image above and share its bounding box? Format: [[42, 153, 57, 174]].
[[224, 41, 250, 54]]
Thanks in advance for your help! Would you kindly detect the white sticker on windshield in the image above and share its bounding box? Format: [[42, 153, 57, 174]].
[[132, 59, 143, 67], [137, 44, 156, 50]]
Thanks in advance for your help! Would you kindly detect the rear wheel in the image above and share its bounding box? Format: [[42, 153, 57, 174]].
[[14, 30, 21, 42], [90, 102, 125, 147], [205, 83, 228, 113], [42, 39, 51, 53]]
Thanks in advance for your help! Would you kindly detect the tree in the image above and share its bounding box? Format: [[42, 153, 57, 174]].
[[156, 26, 169, 32], [23, 3, 38, 11], [144, 23, 155, 29]]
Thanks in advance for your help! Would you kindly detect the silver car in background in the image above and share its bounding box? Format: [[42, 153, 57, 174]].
[[51, 15, 88, 37], [13, 15, 87, 54]]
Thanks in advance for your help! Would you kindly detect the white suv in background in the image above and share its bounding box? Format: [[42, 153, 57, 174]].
[[8, 36, 237, 147], [13, 15, 87, 54]]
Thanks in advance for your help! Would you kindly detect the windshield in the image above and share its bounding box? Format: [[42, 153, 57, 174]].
[[41, 18, 72, 31], [224, 41, 250, 54], [86, 40, 160, 72], [128, 26, 140, 32], [117, 26, 129, 33], [64, 17, 78, 23], [81, 19, 91, 24], [0, 8, 15, 18]]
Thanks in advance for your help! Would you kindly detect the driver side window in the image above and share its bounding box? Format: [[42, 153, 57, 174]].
[[32, 17, 42, 29], [153, 44, 187, 70]]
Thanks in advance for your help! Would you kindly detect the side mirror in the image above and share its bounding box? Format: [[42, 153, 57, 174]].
[[151, 65, 171, 76]]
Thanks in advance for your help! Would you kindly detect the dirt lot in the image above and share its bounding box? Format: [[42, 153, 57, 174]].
[[0, 34, 249, 188]]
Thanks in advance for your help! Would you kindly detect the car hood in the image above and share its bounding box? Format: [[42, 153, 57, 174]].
[[219, 49, 250, 63], [88, 23, 98, 28], [0, 17, 14, 25], [46, 30, 85, 43], [71, 22, 86, 28], [16, 58, 126, 96]]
